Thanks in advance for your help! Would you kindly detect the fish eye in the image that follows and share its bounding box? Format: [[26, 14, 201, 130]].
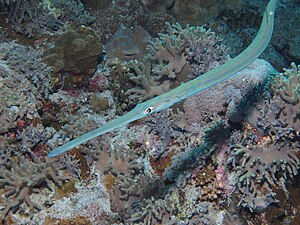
[[144, 106, 154, 114]]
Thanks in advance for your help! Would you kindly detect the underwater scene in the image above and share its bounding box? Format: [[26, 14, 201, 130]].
[[0, 0, 299, 224]]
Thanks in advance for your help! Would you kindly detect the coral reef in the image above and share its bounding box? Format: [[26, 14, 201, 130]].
[[210, 0, 300, 69], [228, 128, 299, 212], [227, 63, 300, 213], [0, 153, 65, 220], [47, 0, 95, 26], [0, 41, 52, 96], [43, 26, 103, 73], [0, 41, 52, 135], [180, 59, 275, 133], [90, 0, 175, 43], [252, 62, 300, 144], [0, 0, 95, 37], [147, 22, 228, 79], [0, 0, 39, 23], [123, 22, 228, 104], [126, 61, 171, 103], [0, 0, 299, 224], [46, 171, 111, 224]]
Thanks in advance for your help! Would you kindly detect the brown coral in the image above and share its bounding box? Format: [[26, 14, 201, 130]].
[[193, 164, 222, 201], [43, 26, 103, 73]]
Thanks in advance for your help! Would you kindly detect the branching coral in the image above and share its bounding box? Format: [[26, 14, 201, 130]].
[[193, 164, 222, 202], [47, 0, 95, 25], [126, 61, 170, 103], [124, 192, 180, 225], [0, 0, 95, 37], [17, 123, 56, 154], [0, 41, 52, 96], [248, 62, 300, 147], [125, 22, 228, 103], [231, 63, 300, 212], [0, 153, 65, 220], [228, 127, 299, 212], [0, 41, 52, 136], [147, 23, 189, 79], [147, 22, 228, 79], [0, 0, 39, 23]]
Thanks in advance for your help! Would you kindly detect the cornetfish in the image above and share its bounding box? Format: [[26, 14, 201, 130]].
[[48, 0, 277, 157]]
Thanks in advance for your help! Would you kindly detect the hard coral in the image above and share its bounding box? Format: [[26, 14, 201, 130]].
[[43, 26, 103, 73], [0, 153, 65, 221], [193, 164, 222, 202], [0, 41, 52, 96]]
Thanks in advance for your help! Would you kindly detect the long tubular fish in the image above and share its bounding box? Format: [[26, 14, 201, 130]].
[[48, 0, 277, 157]]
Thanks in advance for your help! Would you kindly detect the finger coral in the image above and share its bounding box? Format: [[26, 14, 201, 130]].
[[0, 0, 38, 22]]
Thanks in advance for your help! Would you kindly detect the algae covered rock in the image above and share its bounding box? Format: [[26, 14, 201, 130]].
[[43, 26, 103, 73]]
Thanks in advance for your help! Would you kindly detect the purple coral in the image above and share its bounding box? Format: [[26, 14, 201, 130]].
[[228, 126, 299, 212], [248, 62, 300, 146], [232, 63, 300, 212], [0, 153, 65, 220], [147, 22, 228, 79], [0, 0, 38, 23]]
